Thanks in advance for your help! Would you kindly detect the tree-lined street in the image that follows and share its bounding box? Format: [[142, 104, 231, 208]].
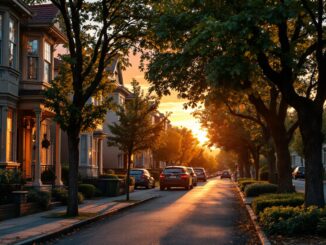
[[53, 179, 258, 245]]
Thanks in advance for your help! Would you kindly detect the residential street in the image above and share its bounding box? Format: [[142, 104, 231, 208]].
[[293, 179, 326, 201], [51, 179, 258, 245]]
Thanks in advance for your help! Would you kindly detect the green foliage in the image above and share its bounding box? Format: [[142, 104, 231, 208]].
[[317, 218, 326, 236], [41, 169, 56, 184], [78, 184, 96, 199], [99, 174, 120, 180], [244, 183, 278, 197], [238, 179, 264, 192], [0, 169, 25, 185], [27, 190, 51, 210], [107, 80, 167, 155], [252, 193, 304, 214], [52, 188, 84, 205], [260, 206, 326, 235]]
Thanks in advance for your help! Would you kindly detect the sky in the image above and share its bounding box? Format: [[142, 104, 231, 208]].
[[123, 53, 209, 145]]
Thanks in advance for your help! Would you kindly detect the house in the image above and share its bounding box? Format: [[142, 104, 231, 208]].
[[0, 1, 66, 186], [102, 59, 131, 170]]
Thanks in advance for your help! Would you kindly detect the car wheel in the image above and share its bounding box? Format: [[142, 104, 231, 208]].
[[146, 184, 150, 189], [185, 185, 190, 190], [160, 186, 165, 191], [152, 182, 155, 188]]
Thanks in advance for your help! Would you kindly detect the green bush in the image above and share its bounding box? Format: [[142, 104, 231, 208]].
[[252, 193, 304, 214], [27, 190, 51, 209], [0, 169, 25, 185], [61, 165, 82, 185], [99, 174, 119, 179], [239, 180, 266, 192], [317, 217, 326, 236], [78, 184, 96, 199], [259, 172, 269, 181], [244, 183, 278, 197], [52, 188, 84, 205], [260, 206, 326, 235], [41, 169, 56, 184]]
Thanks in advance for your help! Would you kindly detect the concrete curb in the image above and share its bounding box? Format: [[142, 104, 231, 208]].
[[15, 195, 160, 245], [235, 184, 271, 245]]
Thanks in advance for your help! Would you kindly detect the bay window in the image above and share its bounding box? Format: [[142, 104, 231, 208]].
[[44, 42, 51, 83], [8, 17, 17, 68], [27, 39, 39, 79]]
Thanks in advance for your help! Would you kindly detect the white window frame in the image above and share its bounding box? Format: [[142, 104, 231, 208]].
[[27, 39, 39, 80], [44, 41, 52, 83], [8, 17, 17, 68]]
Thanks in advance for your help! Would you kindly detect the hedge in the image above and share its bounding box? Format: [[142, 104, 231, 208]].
[[252, 193, 304, 214], [78, 184, 96, 199], [244, 183, 278, 197], [27, 190, 51, 209], [260, 206, 326, 235], [52, 188, 84, 205], [239, 180, 267, 192]]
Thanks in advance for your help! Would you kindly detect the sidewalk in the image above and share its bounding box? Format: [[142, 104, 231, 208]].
[[0, 190, 159, 245]]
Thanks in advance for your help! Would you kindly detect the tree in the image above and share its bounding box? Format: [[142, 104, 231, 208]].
[[107, 80, 166, 200], [153, 127, 182, 165], [175, 127, 199, 164], [144, 0, 325, 206], [26, 0, 148, 216]]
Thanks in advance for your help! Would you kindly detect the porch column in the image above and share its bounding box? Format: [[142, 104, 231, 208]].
[[98, 139, 103, 176], [33, 109, 42, 186], [55, 123, 63, 186]]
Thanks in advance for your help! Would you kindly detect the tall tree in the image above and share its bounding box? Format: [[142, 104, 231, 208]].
[[175, 127, 199, 164], [153, 127, 182, 165], [26, 0, 148, 216], [107, 80, 167, 200], [144, 0, 325, 206]]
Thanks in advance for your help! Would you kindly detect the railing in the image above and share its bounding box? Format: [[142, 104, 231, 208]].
[[31, 164, 55, 185]]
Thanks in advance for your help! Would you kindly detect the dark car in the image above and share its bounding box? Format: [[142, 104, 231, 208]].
[[160, 166, 193, 190], [187, 167, 198, 186], [193, 167, 207, 182], [292, 166, 305, 179], [221, 170, 231, 179], [130, 169, 155, 189]]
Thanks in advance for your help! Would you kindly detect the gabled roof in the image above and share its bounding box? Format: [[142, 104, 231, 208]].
[[28, 4, 58, 25], [1, 0, 33, 17]]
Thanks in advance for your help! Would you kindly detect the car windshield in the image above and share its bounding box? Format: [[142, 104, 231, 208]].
[[187, 168, 194, 173], [130, 170, 143, 175], [194, 169, 204, 174], [164, 168, 185, 174]]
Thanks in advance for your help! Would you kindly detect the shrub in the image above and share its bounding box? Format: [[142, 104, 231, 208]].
[[61, 165, 81, 185], [239, 180, 266, 192], [106, 169, 115, 174], [99, 174, 119, 179], [52, 188, 84, 204], [41, 169, 56, 184], [78, 184, 96, 199], [260, 206, 326, 235], [116, 174, 135, 186], [0, 169, 25, 185], [252, 193, 304, 214], [27, 190, 51, 209], [244, 183, 278, 197], [317, 217, 326, 236], [94, 188, 103, 197]]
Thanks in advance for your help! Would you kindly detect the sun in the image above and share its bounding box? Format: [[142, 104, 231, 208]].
[[193, 128, 209, 145]]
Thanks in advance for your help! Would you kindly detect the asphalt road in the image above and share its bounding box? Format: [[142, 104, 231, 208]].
[[293, 179, 326, 201], [51, 179, 258, 245]]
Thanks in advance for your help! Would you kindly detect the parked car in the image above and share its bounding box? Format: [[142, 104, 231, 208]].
[[130, 169, 155, 189], [292, 166, 305, 179], [221, 170, 231, 179], [193, 167, 207, 182], [160, 166, 193, 190], [187, 167, 197, 186]]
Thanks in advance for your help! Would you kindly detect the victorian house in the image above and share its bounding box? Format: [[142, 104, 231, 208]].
[[0, 1, 66, 186]]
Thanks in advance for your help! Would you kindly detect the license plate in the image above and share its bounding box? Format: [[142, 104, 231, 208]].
[[169, 176, 177, 179]]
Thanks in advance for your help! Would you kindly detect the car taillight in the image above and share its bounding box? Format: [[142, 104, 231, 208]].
[[180, 174, 188, 179], [141, 175, 147, 179], [160, 173, 165, 179]]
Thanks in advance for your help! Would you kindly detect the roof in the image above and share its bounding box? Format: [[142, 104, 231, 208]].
[[28, 4, 59, 25]]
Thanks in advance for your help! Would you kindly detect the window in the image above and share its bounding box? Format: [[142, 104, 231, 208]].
[[9, 17, 17, 68], [44, 42, 51, 83], [0, 14, 2, 64], [27, 40, 39, 79], [6, 109, 13, 161], [80, 135, 87, 165]]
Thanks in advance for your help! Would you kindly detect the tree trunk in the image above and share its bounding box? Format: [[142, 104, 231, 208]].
[[272, 124, 294, 193], [252, 150, 260, 180], [67, 131, 80, 217], [126, 152, 132, 201], [265, 143, 277, 184], [239, 148, 251, 178], [299, 106, 325, 207], [237, 157, 244, 178]]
